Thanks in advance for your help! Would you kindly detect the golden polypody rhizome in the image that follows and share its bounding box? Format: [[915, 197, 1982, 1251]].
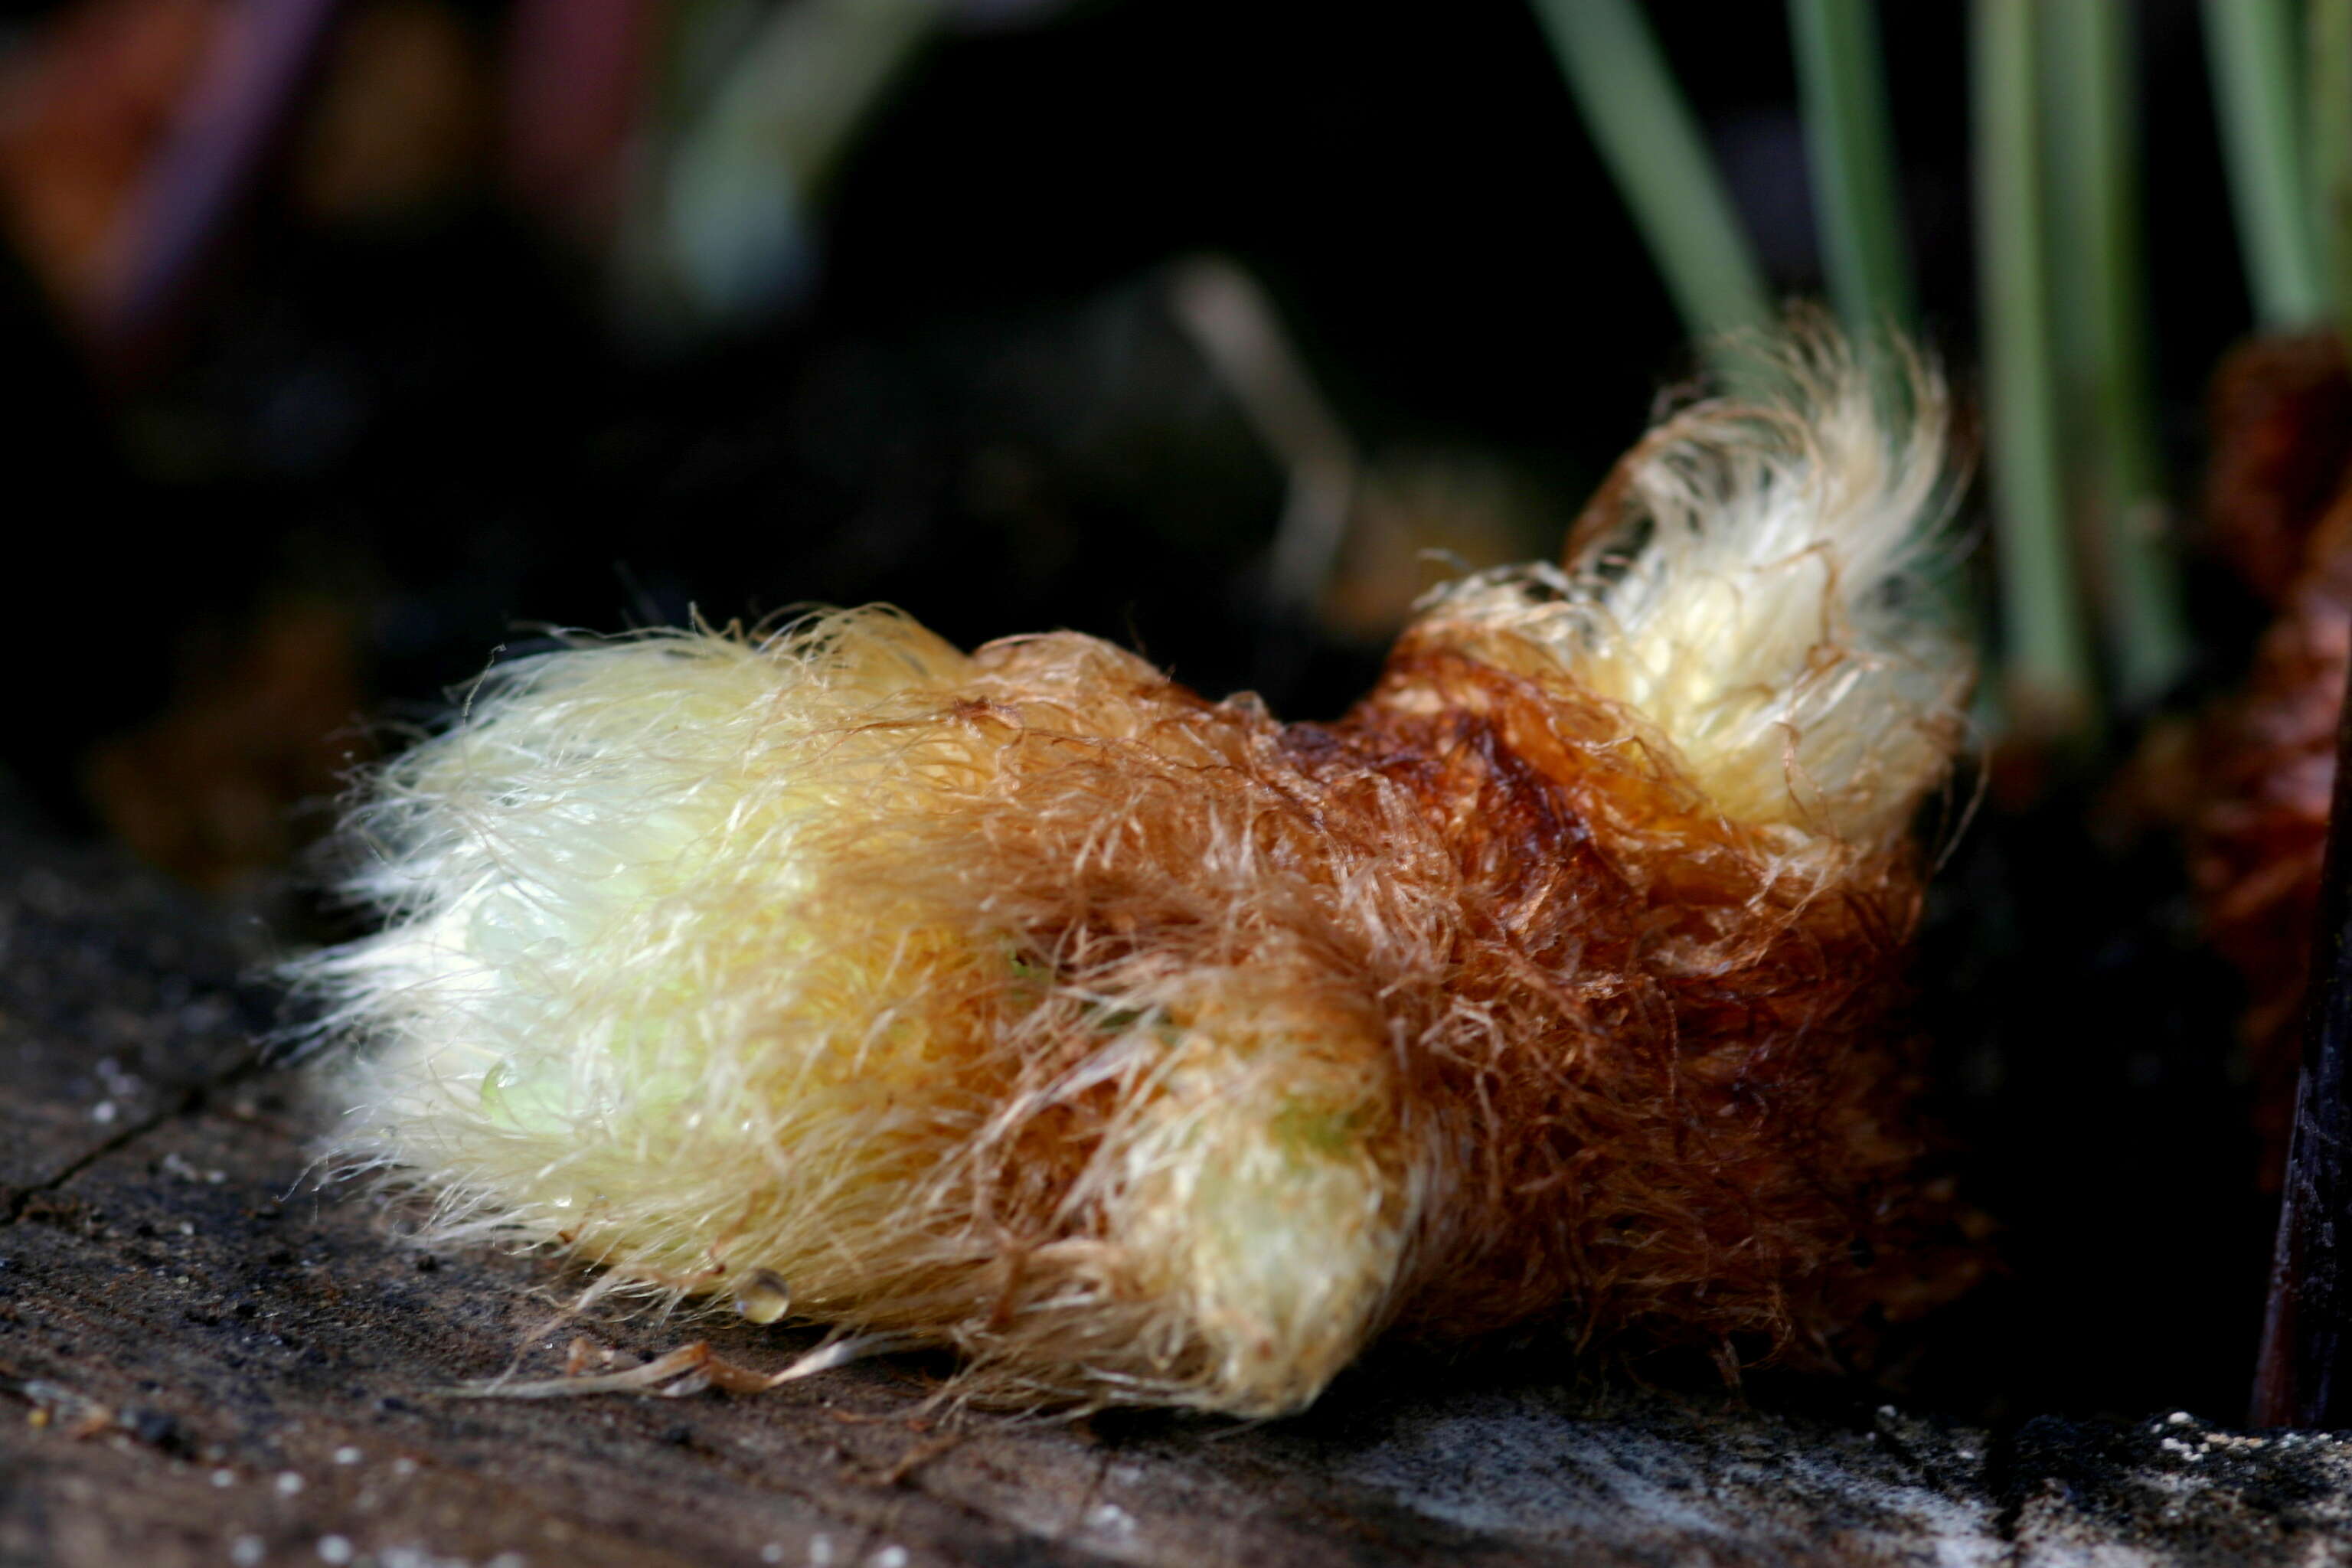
[[297, 332, 1978, 1416]]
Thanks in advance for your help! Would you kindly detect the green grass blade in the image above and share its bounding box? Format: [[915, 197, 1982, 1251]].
[[1788, 0, 1915, 337], [2314, 0, 2352, 334], [2042, 0, 2190, 707], [2205, 0, 2324, 326], [1529, 0, 1773, 358], [1975, 0, 2099, 741]]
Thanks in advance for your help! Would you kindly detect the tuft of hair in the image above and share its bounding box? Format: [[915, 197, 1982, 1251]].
[[1412, 328, 1967, 850], [293, 327, 1978, 1417]]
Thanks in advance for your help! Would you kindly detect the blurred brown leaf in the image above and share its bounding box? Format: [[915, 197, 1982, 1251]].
[[86, 595, 369, 890]]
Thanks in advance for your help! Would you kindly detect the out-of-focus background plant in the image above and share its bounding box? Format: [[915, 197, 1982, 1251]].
[[0, 0, 2341, 1423]]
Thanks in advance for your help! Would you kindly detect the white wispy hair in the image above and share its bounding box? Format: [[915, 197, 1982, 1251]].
[[1415, 332, 1968, 851]]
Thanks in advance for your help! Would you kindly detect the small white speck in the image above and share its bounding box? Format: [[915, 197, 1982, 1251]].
[[178, 1221, 194, 1237], [90, 1101, 116, 1125], [808, 1535, 835, 1566], [276, 1472, 305, 1496], [1955, 1449, 1977, 1462], [1086, 1503, 1135, 1537], [231, 1538, 265, 1567], [871, 1548, 907, 1568], [333, 1446, 363, 1465], [206, 1169, 227, 1184], [211, 1468, 237, 1488], [2168, 1411, 2194, 1426], [318, 1537, 353, 1565], [761, 1546, 785, 1565], [390, 1457, 418, 1478], [487, 1554, 528, 1568]]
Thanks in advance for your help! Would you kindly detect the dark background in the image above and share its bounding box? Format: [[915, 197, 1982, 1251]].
[[0, 0, 2255, 790]]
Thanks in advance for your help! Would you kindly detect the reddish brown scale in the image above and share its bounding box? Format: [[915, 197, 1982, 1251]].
[[2194, 337, 2352, 1183], [2206, 335, 2352, 606]]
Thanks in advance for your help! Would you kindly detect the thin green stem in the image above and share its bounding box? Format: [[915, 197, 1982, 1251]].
[[2313, 0, 2352, 335], [2205, 0, 2324, 327], [2042, 0, 2190, 708], [1975, 0, 2099, 742], [1788, 0, 1914, 338], [1529, 0, 1773, 364], [615, 0, 941, 333]]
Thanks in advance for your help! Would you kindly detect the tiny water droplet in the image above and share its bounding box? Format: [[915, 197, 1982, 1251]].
[[732, 1269, 792, 1325]]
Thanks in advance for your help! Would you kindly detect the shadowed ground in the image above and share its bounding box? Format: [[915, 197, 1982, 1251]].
[[2, 827, 2349, 1568]]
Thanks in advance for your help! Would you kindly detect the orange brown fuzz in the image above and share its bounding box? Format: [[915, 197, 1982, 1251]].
[[818, 630, 1972, 1373], [1310, 639, 1970, 1361]]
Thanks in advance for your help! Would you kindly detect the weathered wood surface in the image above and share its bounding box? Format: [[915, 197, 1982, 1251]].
[[5, 834, 2352, 1567]]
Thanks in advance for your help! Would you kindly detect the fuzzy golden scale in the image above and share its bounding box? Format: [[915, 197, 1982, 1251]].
[[297, 331, 1978, 1416]]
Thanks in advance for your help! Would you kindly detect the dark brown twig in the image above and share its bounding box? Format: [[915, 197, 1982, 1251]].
[[2252, 648, 2352, 1426]]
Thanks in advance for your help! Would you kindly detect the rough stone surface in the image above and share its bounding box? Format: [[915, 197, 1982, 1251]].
[[4, 835, 2352, 1566]]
